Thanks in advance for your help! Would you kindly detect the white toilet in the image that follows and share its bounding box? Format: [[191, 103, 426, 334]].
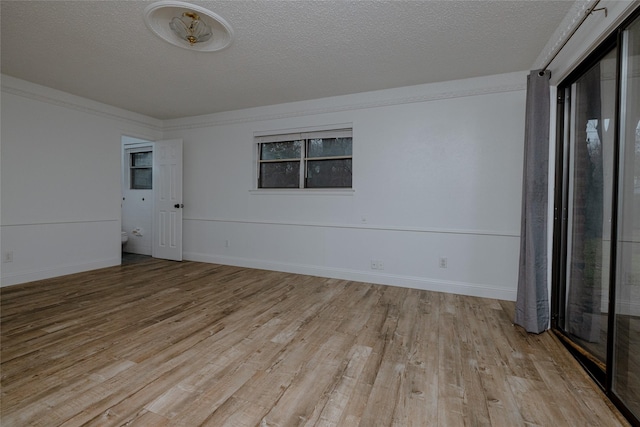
[[121, 231, 128, 247]]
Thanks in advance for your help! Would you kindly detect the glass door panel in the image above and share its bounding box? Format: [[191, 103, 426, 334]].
[[563, 47, 618, 365], [555, 11, 640, 424], [613, 17, 640, 420]]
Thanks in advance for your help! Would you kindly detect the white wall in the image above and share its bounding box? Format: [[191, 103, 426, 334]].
[[164, 72, 527, 301], [0, 76, 162, 286], [0, 71, 527, 299]]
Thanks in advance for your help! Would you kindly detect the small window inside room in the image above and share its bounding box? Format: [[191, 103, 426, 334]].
[[256, 129, 352, 189], [130, 150, 152, 189]]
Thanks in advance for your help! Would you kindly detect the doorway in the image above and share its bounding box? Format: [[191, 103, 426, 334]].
[[553, 10, 640, 425], [121, 136, 185, 262], [122, 136, 154, 256]]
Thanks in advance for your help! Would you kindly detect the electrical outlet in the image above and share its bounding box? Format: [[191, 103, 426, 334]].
[[377, 261, 384, 270], [3, 250, 14, 263], [371, 260, 378, 270], [439, 256, 448, 268]]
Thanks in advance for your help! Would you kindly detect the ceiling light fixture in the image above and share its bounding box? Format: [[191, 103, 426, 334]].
[[144, 1, 234, 52], [170, 11, 212, 46]]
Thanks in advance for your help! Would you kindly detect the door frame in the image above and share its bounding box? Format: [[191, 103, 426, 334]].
[[121, 137, 155, 257], [551, 33, 619, 387], [121, 136, 184, 262], [550, 9, 640, 425]]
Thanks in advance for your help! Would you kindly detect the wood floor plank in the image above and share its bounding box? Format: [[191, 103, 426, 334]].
[[465, 298, 526, 427], [1, 258, 631, 426], [328, 285, 391, 425], [358, 286, 411, 427], [169, 364, 258, 426], [313, 343, 373, 427], [457, 298, 493, 426], [401, 289, 440, 427], [436, 293, 466, 426]]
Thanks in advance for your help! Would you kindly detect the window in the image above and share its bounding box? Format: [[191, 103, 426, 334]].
[[130, 151, 152, 189], [257, 129, 352, 189]]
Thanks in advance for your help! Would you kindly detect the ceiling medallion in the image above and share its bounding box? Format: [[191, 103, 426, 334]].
[[144, 1, 234, 52]]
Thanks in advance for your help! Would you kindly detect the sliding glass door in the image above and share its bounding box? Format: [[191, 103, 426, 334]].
[[612, 15, 640, 420], [554, 10, 639, 424], [562, 46, 617, 367]]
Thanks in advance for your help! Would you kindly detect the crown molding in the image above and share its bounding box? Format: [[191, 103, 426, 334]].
[[163, 76, 526, 132], [2, 72, 527, 134], [1, 75, 163, 132]]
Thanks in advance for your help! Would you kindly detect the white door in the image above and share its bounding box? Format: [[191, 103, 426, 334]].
[[152, 139, 183, 261]]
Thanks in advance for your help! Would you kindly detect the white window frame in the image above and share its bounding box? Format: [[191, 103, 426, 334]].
[[255, 128, 353, 190]]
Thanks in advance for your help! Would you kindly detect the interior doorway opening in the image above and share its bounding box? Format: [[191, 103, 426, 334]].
[[121, 136, 184, 262], [122, 136, 154, 257]]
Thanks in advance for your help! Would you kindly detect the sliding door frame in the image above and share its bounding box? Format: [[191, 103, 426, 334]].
[[551, 8, 640, 426]]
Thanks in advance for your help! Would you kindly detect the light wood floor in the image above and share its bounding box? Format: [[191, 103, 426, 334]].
[[1, 258, 630, 426]]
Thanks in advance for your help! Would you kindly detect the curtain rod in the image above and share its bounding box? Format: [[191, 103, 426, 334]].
[[539, 0, 607, 76]]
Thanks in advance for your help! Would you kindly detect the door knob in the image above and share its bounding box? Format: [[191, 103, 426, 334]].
[[174, 203, 184, 209]]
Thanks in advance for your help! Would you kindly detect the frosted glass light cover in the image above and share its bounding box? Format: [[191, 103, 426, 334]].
[[169, 13, 212, 45]]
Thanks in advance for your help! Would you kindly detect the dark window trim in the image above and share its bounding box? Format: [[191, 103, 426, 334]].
[[129, 150, 153, 190]]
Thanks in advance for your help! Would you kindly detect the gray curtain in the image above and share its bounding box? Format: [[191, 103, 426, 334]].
[[514, 70, 550, 334]]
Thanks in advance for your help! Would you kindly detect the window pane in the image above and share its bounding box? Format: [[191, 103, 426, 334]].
[[612, 16, 640, 421], [307, 138, 352, 158], [131, 168, 152, 189], [131, 151, 152, 167], [306, 159, 352, 188], [563, 47, 617, 364], [259, 161, 300, 188], [260, 141, 302, 160]]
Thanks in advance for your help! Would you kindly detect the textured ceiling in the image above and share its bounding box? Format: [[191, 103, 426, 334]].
[[1, 0, 575, 120]]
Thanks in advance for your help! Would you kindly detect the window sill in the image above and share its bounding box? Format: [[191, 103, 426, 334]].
[[249, 189, 354, 196]]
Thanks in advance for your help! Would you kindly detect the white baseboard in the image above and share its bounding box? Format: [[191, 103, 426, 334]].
[[184, 252, 517, 301], [0, 257, 121, 287]]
